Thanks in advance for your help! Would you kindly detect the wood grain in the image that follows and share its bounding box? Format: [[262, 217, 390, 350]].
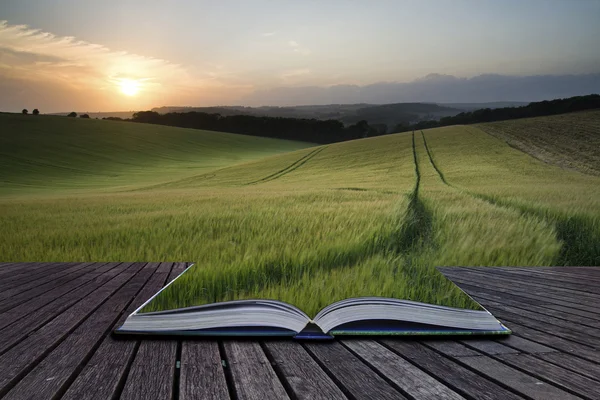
[[0, 264, 598, 399], [305, 341, 406, 400], [224, 341, 290, 400], [264, 341, 347, 400], [180, 341, 230, 400], [344, 340, 463, 400]]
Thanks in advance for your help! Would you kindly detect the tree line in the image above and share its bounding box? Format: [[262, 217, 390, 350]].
[[105, 94, 600, 144], [400, 94, 600, 132], [128, 111, 378, 144]]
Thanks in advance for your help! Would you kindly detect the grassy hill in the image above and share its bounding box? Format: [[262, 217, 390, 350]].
[[0, 113, 312, 195], [1, 111, 599, 315], [479, 109, 600, 175]]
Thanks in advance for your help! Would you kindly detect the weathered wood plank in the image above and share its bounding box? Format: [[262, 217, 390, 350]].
[[0, 262, 77, 286], [0, 262, 33, 277], [0, 262, 64, 288], [450, 337, 598, 397], [497, 353, 600, 399], [344, 340, 464, 400], [0, 262, 125, 353], [224, 341, 290, 400], [0, 264, 596, 400], [444, 270, 600, 315], [456, 355, 581, 400], [263, 341, 347, 400], [490, 321, 600, 363], [120, 263, 179, 400], [495, 266, 600, 284], [120, 340, 177, 400], [1, 262, 155, 400], [443, 267, 595, 299], [468, 268, 600, 294], [494, 267, 600, 282], [0, 262, 92, 303], [459, 339, 520, 356], [168, 262, 189, 283], [0, 262, 114, 331], [60, 262, 175, 400], [493, 335, 557, 354], [470, 292, 600, 333], [455, 279, 600, 321], [476, 302, 600, 349], [0, 262, 144, 396], [382, 340, 524, 400], [305, 341, 407, 400], [423, 340, 480, 357], [443, 268, 600, 304], [421, 336, 580, 400], [0, 261, 65, 277], [453, 280, 600, 323], [537, 352, 600, 382], [179, 341, 230, 400]]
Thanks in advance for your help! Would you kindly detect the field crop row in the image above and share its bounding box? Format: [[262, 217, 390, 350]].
[[479, 109, 600, 176], [422, 125, 600, 266]]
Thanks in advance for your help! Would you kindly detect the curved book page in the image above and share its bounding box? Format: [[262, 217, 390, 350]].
[[117, 299, 310, 334], [313, 297, 508, 333], [114, 263, 510, 338]]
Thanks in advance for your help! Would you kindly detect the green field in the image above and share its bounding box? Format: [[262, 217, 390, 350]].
[[0, 113, 311, 195], [479, 109, 600, 176], [1, 112, 599, 316]]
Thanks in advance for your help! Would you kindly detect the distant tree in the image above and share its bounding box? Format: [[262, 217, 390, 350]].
[[370, 123, 388, 136], [32, 109, 40, 115], [67, 112, 77, 117], [80, 114, 90, 119], [22, 109, 28, 115]]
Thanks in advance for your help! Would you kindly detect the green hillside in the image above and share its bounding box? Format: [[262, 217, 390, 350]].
[[0, 113, 312, 195], [479, 109, 600, 175], [1, 111, 599, 315]]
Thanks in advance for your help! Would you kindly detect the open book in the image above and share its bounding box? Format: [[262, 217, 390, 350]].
[[115, 264, 510, 339]]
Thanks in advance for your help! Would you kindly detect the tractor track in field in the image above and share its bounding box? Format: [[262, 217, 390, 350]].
[[186, 135, 433, 297], [246, 146, 327, 185], [393, 132, 433, 253], [420, 130, 448, 185], [419, 130, 600, 266]]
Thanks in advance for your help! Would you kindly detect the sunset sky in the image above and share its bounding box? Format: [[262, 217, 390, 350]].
[[1, 0, 599, 112]]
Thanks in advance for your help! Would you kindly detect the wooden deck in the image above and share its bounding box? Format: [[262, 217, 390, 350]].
[[0, 263, 599, 400]]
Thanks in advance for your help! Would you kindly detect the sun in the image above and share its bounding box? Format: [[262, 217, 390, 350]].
[[119, 79, 140, 96]]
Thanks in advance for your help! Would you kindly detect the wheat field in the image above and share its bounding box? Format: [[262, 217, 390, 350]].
[[1, 112, 599, 316]]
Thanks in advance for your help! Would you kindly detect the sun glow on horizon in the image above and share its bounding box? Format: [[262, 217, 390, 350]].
[[119, 79, 141, 96]]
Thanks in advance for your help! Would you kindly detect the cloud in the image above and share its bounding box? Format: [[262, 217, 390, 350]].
[[279, 68, 310, 85], [261, 31, 277, 37], [0, 21, 189, 89], [288, 40, 311, 56], [0, 21, 251, 111], [281, 68, 310, 78]]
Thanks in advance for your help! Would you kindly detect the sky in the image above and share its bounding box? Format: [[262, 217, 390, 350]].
[[1, 0, 599, 112]]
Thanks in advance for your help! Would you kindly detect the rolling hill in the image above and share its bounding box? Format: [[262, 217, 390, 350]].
[[478, 109, 600, 175], [0, 113, 312, 194]]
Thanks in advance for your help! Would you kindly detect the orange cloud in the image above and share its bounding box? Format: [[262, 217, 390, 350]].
[[0, 21, 252, 111]]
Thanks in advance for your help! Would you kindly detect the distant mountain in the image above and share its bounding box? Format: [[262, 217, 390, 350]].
[[240, 73, 600, 106], [440, 102, 530, 111]]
